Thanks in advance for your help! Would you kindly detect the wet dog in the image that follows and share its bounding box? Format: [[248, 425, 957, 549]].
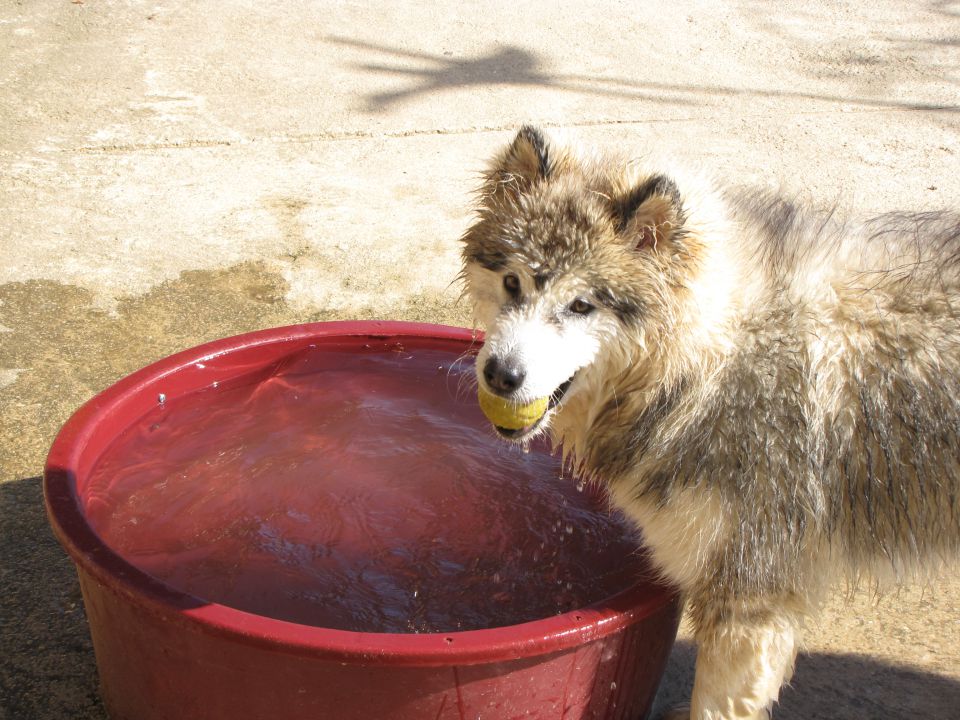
[[460, 126, 960, 719]]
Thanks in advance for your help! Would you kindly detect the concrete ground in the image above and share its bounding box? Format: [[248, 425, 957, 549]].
[[1, 1, 958, 717]]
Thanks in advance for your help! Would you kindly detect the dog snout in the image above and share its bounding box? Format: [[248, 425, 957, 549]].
[[482, 356, 526, 395]]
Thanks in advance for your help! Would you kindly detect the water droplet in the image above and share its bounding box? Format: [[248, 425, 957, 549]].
[[610, 682, 617, 691], [157, 393, 166, 404], [566, 582, 573, 590], [565, 524, 573, 535], [493, 572, 501, 584], [576, 480, 585, 492], [212, 381, 219, 388]]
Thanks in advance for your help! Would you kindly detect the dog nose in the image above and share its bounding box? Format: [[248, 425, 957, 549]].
[[483, 356, 525, 394]]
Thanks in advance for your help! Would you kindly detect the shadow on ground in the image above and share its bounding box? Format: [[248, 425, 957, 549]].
[[0, 476, 104, 719], [4, 471, 959, 719], [327, 36, 959, 115], [653, 639, 960, 720]]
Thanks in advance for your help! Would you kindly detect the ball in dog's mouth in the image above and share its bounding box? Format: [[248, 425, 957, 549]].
[[477, 377, 575, 440]]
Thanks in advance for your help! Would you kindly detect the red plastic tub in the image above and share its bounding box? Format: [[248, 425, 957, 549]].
[[44, 321, 680, 720]]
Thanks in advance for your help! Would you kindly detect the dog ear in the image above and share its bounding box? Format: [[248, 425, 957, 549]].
[[491, 125, 552, 191], [613, 174, 686, 251]]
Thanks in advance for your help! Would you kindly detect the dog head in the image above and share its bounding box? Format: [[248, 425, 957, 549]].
[[461, 126, 716, 444]]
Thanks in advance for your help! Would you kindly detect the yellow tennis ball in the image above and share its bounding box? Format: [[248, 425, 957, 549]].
[[477, 386, 549, 430]]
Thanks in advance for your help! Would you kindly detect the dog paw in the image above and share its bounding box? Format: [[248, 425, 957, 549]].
[[657, 703, 690, 720]]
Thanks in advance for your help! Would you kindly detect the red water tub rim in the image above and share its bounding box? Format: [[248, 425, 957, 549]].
[[44, 320, 678, 667]]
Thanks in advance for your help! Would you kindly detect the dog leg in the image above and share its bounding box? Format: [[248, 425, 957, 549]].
[[663, 602, 800, 720]]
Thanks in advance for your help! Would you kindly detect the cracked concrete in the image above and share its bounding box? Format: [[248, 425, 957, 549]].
[[2, 1, 959, 718]]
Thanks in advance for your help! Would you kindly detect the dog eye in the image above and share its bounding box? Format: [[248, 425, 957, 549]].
[[569, 298, 594, 315], [503, 273, 521, 297]]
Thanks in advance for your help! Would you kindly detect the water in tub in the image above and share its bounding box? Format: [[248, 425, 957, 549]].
[[84, 343, 648, 632]]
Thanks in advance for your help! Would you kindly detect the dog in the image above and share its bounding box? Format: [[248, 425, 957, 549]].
[[459, 126, 960, 719]]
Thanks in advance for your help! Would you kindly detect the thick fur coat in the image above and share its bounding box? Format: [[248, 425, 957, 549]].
[[460, 126, 960, 719]]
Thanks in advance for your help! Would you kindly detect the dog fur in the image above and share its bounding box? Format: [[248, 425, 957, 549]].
[[459, 126, 960, 719]]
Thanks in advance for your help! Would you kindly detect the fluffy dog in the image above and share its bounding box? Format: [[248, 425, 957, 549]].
[[459, 126, 960, 719]]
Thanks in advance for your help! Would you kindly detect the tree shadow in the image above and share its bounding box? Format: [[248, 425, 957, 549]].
[[652, 639, 960, 719], [738, 1, 958, 95], [932, 0, 960, 18], [326, 36, 696, 111], [326, 36, 959, 115]]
